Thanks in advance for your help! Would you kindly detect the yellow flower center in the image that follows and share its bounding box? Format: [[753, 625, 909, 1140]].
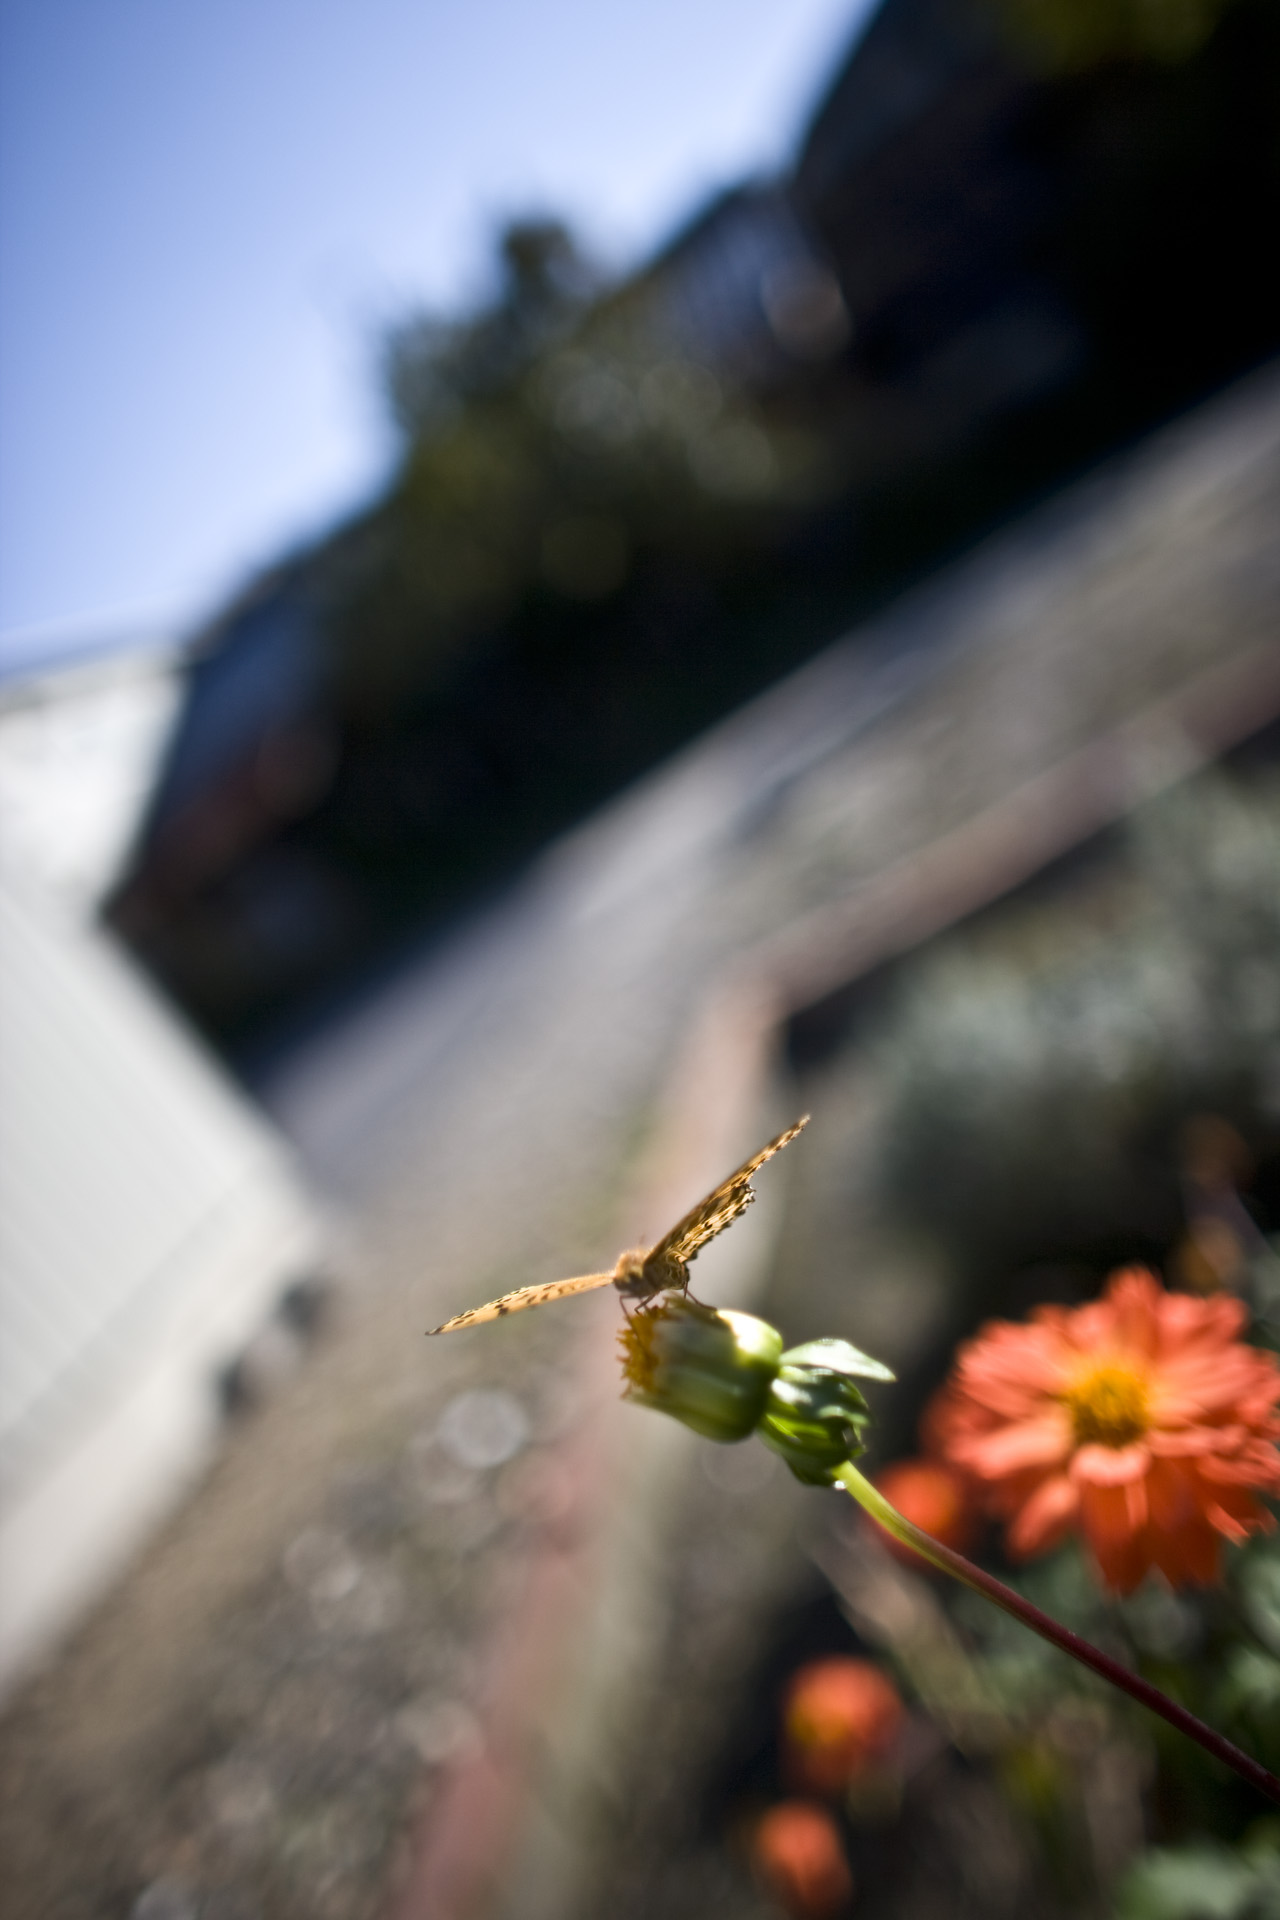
[[617, 1302, 666, 1394], [1061, 1361, 1150, 1449]]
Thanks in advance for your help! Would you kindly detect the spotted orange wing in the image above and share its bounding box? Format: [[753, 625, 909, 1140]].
[[649, 1115, 809, 1268], [427, 1270, 614, 1336]]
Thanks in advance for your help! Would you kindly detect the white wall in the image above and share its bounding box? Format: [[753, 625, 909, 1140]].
[[0, 865, 327, 1694]]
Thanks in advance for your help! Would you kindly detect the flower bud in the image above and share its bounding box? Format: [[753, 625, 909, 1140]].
[[783, 1657, 905, 1793], [751, 1801, 853, 1917], [619, 1297, 783, 1442], [759, 1341, 893, 1485]]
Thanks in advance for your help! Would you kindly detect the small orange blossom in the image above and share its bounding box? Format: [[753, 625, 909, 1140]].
[[751, 1801, 853, 1917], [783, 1656, 904, 1792], [874, 1458, 976, 1564], [930, 1266, 1280, 1593]]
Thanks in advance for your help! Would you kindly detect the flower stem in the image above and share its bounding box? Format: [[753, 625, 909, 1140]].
[[836, 1461, 1280, 1807]]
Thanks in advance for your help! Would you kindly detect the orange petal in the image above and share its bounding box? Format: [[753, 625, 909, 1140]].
[[1125, 1474, 1148, 1532], [1149, 1518, 1220, 1586], [1156, 1289, 1247, 1357], [1080, 1481, 1148, 1594], [1105, 1268, 1162, 1359], [1007, 1474, 1078, 1558], [956, 1333, 1070, 1413], [1069, 1443, 1149, 1486], [960, 1412, 1072, 1479], [1203, 1499, 1253, 1545], [1147, 1424, 1224, 1457], [1146, 1459, 1199, 1534]]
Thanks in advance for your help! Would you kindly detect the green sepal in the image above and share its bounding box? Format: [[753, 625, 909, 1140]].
[[779, 1337, 896, 1382], [758, 1361, 875, 1485]]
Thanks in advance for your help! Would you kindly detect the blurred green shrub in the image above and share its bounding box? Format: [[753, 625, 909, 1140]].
[[869, 769, 1280, 1287], [1115, 1828, 1280, 1920]]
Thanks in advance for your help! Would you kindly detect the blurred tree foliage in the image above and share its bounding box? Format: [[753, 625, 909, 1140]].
[[383, 221, 598, 440], [111, 0, 1280, 1049], [308, 215, 831, 916], [990, 0, 1239, 69], [346, 210, 825, 705]]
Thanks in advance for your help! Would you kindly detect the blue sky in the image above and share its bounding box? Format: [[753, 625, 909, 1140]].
[[0, 0, 873, 673]]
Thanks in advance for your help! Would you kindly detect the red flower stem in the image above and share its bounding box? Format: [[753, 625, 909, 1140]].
[[836, 1462, 1280, 1807]]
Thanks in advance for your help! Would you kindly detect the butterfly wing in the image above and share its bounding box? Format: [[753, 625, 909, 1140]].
[[650, 1115, 809, 1268], [428, 1116, 810, 1333], [427, 1270, 614, 1336]]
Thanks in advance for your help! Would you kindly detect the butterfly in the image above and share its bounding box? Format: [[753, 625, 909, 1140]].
[[426, 1115, 810, 1335]]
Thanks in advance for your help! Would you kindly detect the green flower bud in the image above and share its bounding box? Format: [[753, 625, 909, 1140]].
[[619, 1297, 783, 1442], [759, 1340, 895, 1486]]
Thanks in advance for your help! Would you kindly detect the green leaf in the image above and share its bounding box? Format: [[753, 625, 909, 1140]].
[[780, 1337, 896, 1382]]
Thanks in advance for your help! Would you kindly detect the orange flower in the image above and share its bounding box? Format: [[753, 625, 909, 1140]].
[[931, 1266, 1280, 1593], [874, 1458, 977, 1564], [751, 1801, 853, 1917], [783, 1657, 904, 1792]]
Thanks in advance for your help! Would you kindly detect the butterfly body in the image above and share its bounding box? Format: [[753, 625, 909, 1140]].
[[426, 1115, 809, 1336], [612, 1245, 688, 1302]]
